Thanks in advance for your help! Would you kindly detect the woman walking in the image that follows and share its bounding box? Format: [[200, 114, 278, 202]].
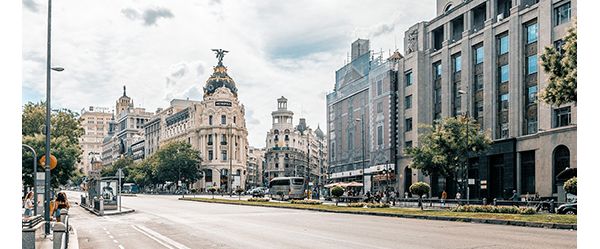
[[23, 191, 34, 218], [54, 192, 70, 222]]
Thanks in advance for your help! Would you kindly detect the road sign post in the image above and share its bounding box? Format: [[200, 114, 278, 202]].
[[117, 168, 122, 213]]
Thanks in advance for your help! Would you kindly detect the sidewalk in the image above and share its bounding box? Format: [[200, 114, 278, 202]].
[[79, 203, 135, 216]]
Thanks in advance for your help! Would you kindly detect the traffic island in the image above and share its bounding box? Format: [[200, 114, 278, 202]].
[[179, 197, 576, 230]]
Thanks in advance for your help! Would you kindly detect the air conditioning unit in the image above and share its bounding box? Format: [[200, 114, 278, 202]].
[[497, 13, 504, 22]]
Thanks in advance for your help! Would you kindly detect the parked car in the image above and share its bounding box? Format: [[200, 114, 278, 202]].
[[557, 202, 577, 215], [250, 187, 268, 197]]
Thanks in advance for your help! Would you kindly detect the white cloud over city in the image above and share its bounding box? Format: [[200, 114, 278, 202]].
[[22, 0, 435, 147]]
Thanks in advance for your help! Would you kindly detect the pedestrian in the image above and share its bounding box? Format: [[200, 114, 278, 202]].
[[455, 192, 462, 205], [23, 191, 34, 218], [441, 190, 447, 208], [510, 190, 519, 202], [54, 192, 70, 222]]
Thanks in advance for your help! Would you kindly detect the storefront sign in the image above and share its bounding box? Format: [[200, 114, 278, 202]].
[[215, 101, 232, 107]]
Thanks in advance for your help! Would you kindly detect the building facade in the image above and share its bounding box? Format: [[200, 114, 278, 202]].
[[157, 52, 249, 192], [265, 97, 328, 190], [326, 39, 400, 193], [246, 146, 266, 188], [394, 0, 577, 200], [77, 106, 112, 174]]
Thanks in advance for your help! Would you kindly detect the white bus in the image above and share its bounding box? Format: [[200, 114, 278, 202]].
[[268, 177, 306, 200]]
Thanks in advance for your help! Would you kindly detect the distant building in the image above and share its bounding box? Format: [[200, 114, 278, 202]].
[[78, 106, 112, 174], [246, 146, 266, 188], [265, 97, 328, 189]]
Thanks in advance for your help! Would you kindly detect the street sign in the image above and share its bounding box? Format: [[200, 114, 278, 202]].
[[39, 155, 58, 170], [468, 179, 475, 185], [481, 185, 487, 190]]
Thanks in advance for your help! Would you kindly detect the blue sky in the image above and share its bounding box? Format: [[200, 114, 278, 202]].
[[22, 0, 435, 147]]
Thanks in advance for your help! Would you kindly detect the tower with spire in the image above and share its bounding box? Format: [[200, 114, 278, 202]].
[[116, 85, 133, 117]]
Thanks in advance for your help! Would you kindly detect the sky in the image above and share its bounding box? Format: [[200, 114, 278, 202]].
[[22, 0, 435, 148]]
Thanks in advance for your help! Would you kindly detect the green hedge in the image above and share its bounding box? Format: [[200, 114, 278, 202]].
[[291, 200, 323, 205], [451, 205, 536, 215], [247, 198, 270, 202]]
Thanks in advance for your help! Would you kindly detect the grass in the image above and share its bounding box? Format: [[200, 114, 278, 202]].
[[180, 197, 577, 225]]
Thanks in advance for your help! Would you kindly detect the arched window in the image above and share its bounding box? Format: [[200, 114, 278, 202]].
[[444, 3, 453, 13], [553, 145, 570, 193]]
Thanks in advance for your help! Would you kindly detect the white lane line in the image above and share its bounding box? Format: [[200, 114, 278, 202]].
[[102, 227, 107, 231], [133, 225, 191, 249], [118, 245, 125, 249], [131, 225, 175, 249], [113, 240, 119, 243], [109, 235, 114, 239], [106, 231, 111, 234]]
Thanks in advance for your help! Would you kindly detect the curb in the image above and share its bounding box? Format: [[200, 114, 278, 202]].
[[79, 204, 135, 216], [180, 198, 577, 230]]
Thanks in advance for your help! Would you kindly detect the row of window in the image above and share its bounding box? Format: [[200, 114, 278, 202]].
[[208, 115, 236, 125]]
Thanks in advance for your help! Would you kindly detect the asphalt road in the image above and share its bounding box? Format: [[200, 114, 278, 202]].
[[65, 192, 576, 249]]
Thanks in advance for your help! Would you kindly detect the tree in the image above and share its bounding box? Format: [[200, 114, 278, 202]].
[[331, 186, 344, 206], [101, 156, 134, 177], [563, 177, 577, 195], [129, 157, 159, 190], [406, 116, 491, 194], [409, 182, 430, 210], [540, 23, 577, 106], [154, 141, 202, 190], [22, 102, 85, 188]]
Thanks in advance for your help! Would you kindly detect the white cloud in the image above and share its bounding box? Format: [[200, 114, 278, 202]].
[[22, 0, 435, 147]]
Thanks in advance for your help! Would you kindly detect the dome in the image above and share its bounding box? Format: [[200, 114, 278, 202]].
[[315, 125, 325, 139], [203, 49, 238, 96]]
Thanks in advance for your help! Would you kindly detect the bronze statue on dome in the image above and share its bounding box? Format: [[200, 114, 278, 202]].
[[211, 49, 229, 65]]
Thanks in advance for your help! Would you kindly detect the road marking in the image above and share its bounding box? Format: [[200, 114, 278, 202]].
[[113, 240, 119, 243], [109, 235, 114, 239], [118, 245, 125, 249], [106, 231, 110, 234], [131, 225, 175, 249], [132, 224, 190, 249], [102, 227, 107, 231]]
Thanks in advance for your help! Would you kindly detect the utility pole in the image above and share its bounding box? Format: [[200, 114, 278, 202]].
[[228, 124, 233, 196], [44, 0, 53, 235]]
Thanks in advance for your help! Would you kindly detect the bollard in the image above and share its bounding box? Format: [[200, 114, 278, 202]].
[[493, 198, 497, 206], [483, 198, 487, 205], [99, 196, 104, 216], [52, 222, 66, 249], [59, 209, 68, 224]]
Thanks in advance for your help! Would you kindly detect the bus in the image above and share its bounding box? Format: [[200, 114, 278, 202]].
[[268, 177, 306, 200], [122, 183, 139, 194]]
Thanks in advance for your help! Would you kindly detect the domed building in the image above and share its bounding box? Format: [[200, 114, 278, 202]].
[[157, 49, 249, 192]]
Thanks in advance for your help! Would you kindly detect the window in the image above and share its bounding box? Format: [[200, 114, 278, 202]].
[[377, 126, 383, 146], [521, 151, 536, 194], [500, 93, 509, 110], [221, 115, 226, 125], [526, 22, 538, 44], [405, 95, 412, 109], [433, 27, 444, 50], [405, 118, 413, 132], [554, 2, 571, 26], [208, 150, 213, 160], [527, 86, 538, 104], [404, 141, 413, 148], [377, 102, 383, 113], [376, 80, 383, 95], [527, 55, 538, 74], [500, 65, 509, 83], [453, 54, 462, 72], [405, 71, 413, 86], [498, 35, 509, 55], [554, 107, 571, 128], [433, 63, 442, 79], [209, 115, 213, 125], [233, 116, 236, 124], [474, 45, 484, 64], [221, 134, 227, 144], [221, 150, 227, 160], [208, 134, 213, 144]]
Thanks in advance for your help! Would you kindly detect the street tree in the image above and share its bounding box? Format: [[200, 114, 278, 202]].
[[22, 102, 84, 188], [539, 23, 577, 106], [409, 182, 430, 210], [406, 116, 491, 194], [101, 156, 134, 177], [129, 157, 159, 190], [154, 141, 202, 190], [331, 186, 344, 206], [563, 177, 577, 195]]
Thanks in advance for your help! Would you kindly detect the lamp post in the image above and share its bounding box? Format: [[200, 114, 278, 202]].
[[458, 89, 469, 204], [22, 144, 38, 216], [355, 117, 366, 195], [227, 123, 233, 196]]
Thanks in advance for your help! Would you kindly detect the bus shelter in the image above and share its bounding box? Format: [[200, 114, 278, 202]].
[[87, 177, 119, 210]]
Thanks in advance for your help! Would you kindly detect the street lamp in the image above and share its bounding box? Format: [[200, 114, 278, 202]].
[[354, 117, 366, 195], [458, 89, 469, 204]]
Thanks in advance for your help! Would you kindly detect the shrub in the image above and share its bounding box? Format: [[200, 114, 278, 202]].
[[247, 198, 270, 202], [409, 182, 430, 210], [366, 203, 390, 208], [347, 202, 368, 208], [291, 199, 322, 205], [331, 186, 345, 206], [564, 177, 577, 195], [451, 205, 536, 215]]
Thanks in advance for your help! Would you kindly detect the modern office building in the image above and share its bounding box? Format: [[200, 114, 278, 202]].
[[392, 0, 576, 200], [77, 106, 113, 174], [326, 39, 400, 193]]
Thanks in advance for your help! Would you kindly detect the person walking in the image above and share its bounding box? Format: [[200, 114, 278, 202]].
[[23, 191, 34, 218], [441, 190, 447, 208], [54, 192, 70, 222], [455, 192, 462, 206]]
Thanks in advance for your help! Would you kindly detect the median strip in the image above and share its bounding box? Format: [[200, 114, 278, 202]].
[[179, 197, 576, 230]]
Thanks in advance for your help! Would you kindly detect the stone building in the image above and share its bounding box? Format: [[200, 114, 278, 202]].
[[157, 51, 249, 192], [394, 0, 576, 200], [326, 39, 399, 193], [265, 97, 328, 189], [246, 146, 266, 188], [77, 106, 112, 174]]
